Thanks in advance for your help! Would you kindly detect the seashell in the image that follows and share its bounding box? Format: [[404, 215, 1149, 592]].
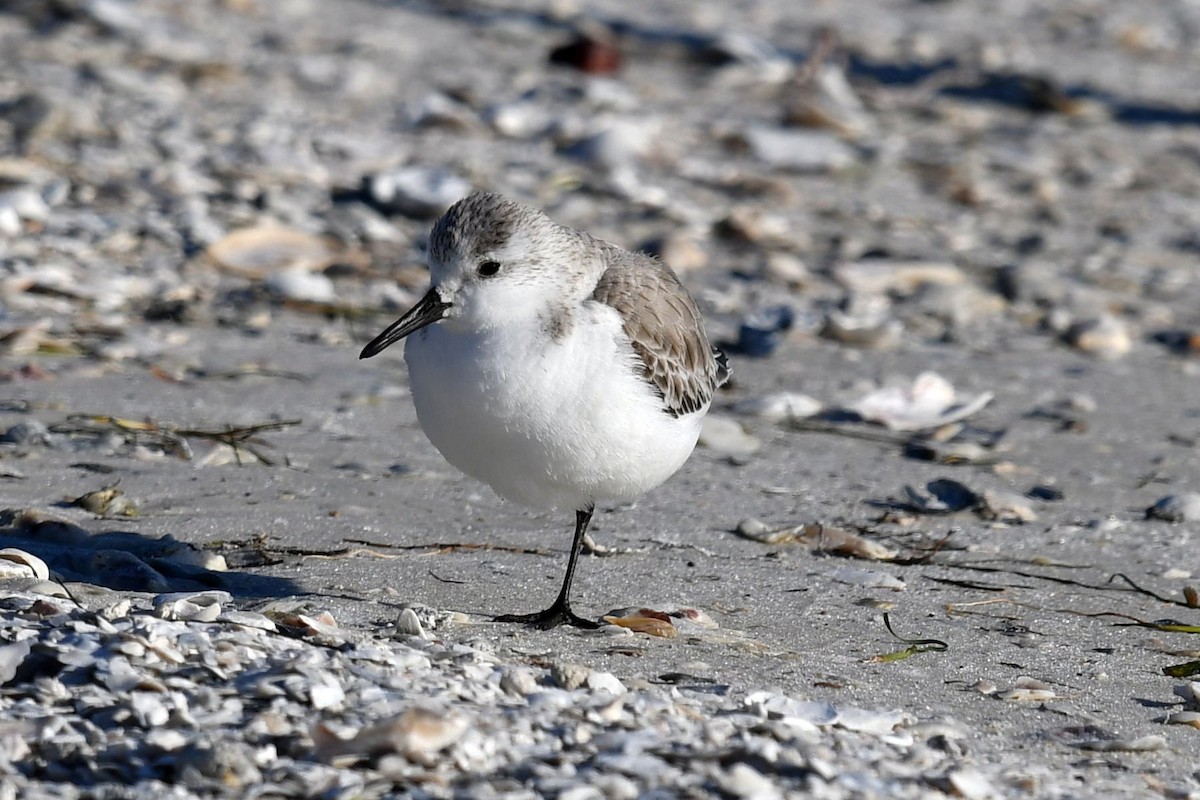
[[0, 548, 50, 580], [833, 261, 965, 296], [71, 484, 139, 517], [585, 671, 627, 696], [206, 226, 349, 279], [153, 591, 230, 622], [785, 61, 875, 140], [999, 677, 1055, 702], [263, 268, 336, 304], [366, 165, 471, 219], [1064, 314, 1132, 359], [822, 306, 903, 348], [1, 419, 52, 445], [361, 707, 469, 762], [746, 692, 839, 727], [734, 391, 820, 422], [719, 763, 780, 800], [904, 478, 979, 514], [998, 687, 1056, 702], [851, 372, 993, 431], [739, 126, 857, 172], [486, 99, 553, 139], [639, 232, 709, 274], [904, 439, 994, 465], [735, 520, 897, 560], [396, 607, 426, 639], [700, 31, 789, 71], [401, 92, 477, 132], [308, 674, 345, 711], [29, 579, 69, 598], [564, 120, 658, 172], [551, 662, 591, 691], [1172, 681, 1200, 710], [145, 729, 189, 753], [1146, 493, 1200, 523], [836, 708, 910, 736], [0, 639, 32, 684], [946, 768, 998, 800], [1072, 735, 1166, 752], [668, 607, 719, 630], [826, 566, 905, 590], [698, 415, 761, 458], [499, 667, 540, 696], [762, 253, 811, 287], [979, 490, 1038, 523], [602, 614, 678, 639], [217, 611, 276, 632], [1165, 711, 1200, 729]]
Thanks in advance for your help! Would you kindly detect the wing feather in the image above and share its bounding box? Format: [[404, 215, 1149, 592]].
[[591, 252, 728, 417]]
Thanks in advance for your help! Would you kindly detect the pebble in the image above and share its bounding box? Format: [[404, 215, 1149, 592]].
[[730, 305, 795, 357]]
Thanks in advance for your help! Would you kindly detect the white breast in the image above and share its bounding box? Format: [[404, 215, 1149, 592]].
[[403, 303, 704, 511]]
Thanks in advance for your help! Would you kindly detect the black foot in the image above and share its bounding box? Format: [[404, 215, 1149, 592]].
[[494, 603, 601, 630]]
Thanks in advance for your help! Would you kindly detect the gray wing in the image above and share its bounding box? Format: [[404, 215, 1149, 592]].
[[591, 251, 728, 418]]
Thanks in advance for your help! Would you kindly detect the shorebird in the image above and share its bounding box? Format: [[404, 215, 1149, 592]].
[[360, 192, 728, 628]]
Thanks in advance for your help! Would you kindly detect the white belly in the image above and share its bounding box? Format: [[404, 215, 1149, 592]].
[[403, 307, 703, 511]]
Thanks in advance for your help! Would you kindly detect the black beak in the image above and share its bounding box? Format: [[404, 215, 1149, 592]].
[[359, 287, 451, 359]]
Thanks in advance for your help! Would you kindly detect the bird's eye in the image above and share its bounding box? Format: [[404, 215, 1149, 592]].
[[477, 260, 501, 277]]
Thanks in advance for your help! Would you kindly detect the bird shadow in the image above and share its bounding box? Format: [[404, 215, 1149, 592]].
[[0, 507, 301, 598]]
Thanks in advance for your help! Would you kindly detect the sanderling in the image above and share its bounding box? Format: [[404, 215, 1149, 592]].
[[360, 192, 729, 628]]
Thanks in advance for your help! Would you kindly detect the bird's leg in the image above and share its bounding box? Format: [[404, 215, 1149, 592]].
[[495, 506, 601, 629]]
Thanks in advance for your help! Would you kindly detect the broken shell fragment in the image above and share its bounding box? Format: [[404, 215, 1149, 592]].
[[735, 519, 897, 560]]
